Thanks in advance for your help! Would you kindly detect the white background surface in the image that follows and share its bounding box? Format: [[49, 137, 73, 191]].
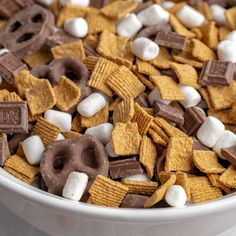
[[0, 204, 48, 236]]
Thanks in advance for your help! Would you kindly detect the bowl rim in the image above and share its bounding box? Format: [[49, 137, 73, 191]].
[[0, 167, 236, 222]]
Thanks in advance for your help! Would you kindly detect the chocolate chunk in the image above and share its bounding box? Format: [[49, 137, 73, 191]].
[[0, 102, 28, 134], [183, 107, 206, 136], [109, 157, 143, 179], [136, 24, 172, 39], [153, 101, 184, 125], [0, 5, 55, 59], [90, 0, 109, 8], [221, 146, 236, 166], [0, 52, 27, 84], [199, 60, 235, 86], [0, 138, 10, 166], [155, 30, 187, 51], [192, 137, 209, 151], [196, 99, 208, 110], [40, 135, 109, 195], [226, 0, 236, 7], [134, 92, 149, 108], [84, 44, 100, 57], [31, 65, 51, 80], [160, 69, 179, 83], [121, 194, 149, 208], [155, 150, 166, 180], [44, 29, 77, 49]]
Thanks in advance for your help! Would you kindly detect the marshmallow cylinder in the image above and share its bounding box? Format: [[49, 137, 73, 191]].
[[165, 185, 187, 207], [176, 5, 205, 28], [105, 142, 119, 158], [213, 130, 236, 158], [64, 18, 88, 38], [131, 37, 160, 61], [162, 1, 175, 9], [60, 0, 90, 7], [77, 93, 107, 118], [62, 172, 89, 201], [179, 85, 201, 108], [22, 135, 45, 165], [36, 0, 53, 6], [57, 133, 65, 141], [116, 14, 142, 38], [217, 40, 236, 63], [210, 4, 226, 26], [85, 123, 113, 145], [124, 173, 149, 182], [197, 116, 225, 148], [137, 4, 169, 26], [225, 30, 236, 42], [44, 110, 72, 132], [148, 88, 171, 106]]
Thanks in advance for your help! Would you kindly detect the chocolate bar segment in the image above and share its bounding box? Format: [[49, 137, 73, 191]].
[[199, 60, 235, 86], [155, 30, 187, 50], [221, 146, 236, 166], [153, 101, 184, 125], [0, 102, 28, 134], [121, 194, 149, 208], [109, 157, 143, 179], [183, 107, 206, 136], [0, 52, 27, 84], [192, 137, 209, 151], [0, 138, 10, 166]]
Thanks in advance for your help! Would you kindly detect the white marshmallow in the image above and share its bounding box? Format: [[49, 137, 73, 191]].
[[179, 85, 201, 108], [124, 173, 149, 182], [217, 40, 236, 63], [162, 1, 175, 9], [0, 76, 2, 85], [77, 93, 107, 118], [148, 88, 171, 106], [197, 116, 225, 148], [44, 110, 72, 132], [176, 5, 205, 28], [85, 123, 113, 145], [60, 0, 90, 7], [131, 37, 160, 61], [210, 4, 227, 26], [213, 130, 236, 158], [57, 133, 65, 141], [105, 142, 118, 158], [0, 48, 9, 56], [62, 172, 89, 201], [36, 0, 53, 6], [22, 135, 45, 165], [165, 185, 187, 207], [116, 14, 143, 38], [225, 30, 236, 42], [64, 18, 88, 38], [137, 4, 169, 26]]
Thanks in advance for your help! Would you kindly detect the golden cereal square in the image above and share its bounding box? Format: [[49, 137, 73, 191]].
[[150, 76, 184, 101], [106, 66, 145, 99], [172, 52, 203, 68], [136, 59, 161, 76], [208, 174, 231, 194], [219, 165, 236, 188], [225, 6, 236, 30], [54, 76, 81, 111], [150, 47, 173, 69], [111, 123, 142, 156], [202, 21, 218, 49], [165, 137, 193, 172]]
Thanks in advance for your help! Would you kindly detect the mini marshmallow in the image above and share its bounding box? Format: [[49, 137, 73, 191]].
[[60, 0, 90, 7], [176, 5, 205, 28], [116, 14, 143, 38], [137, 4, 169, 26], [85, 123, 113, 145], [213, 130, 236, 158], [197, 116, 225, 148], [22, 135, 45, 165], [124, 173, 149, 182], [62, 172, 89, 201], [165, 185, 187, 207], [162, 1, 175, 9], [225, 30, 236, 42], [77, 93, 107, 118], [217, 40, 236, 63], [148, 88, 171, 106], [36, 0, 53, 6], [179, 85, 201, 108], [44, 110, 72, 132], [210, 4, 227, 26], [0, 48, 9, 56], [105, 142, 118, 158], [131, 37, 160, 61], [64, 18, 88, 38], [57, 133, 65, 141]]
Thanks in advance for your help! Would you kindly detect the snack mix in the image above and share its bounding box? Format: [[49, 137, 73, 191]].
[[1, 0, 236, 209]]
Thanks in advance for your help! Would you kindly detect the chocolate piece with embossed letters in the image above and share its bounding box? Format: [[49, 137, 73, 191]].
[[0, 102, 28, 134]]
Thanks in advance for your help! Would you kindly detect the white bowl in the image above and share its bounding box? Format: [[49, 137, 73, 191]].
[[0, 167, 236, 236]]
